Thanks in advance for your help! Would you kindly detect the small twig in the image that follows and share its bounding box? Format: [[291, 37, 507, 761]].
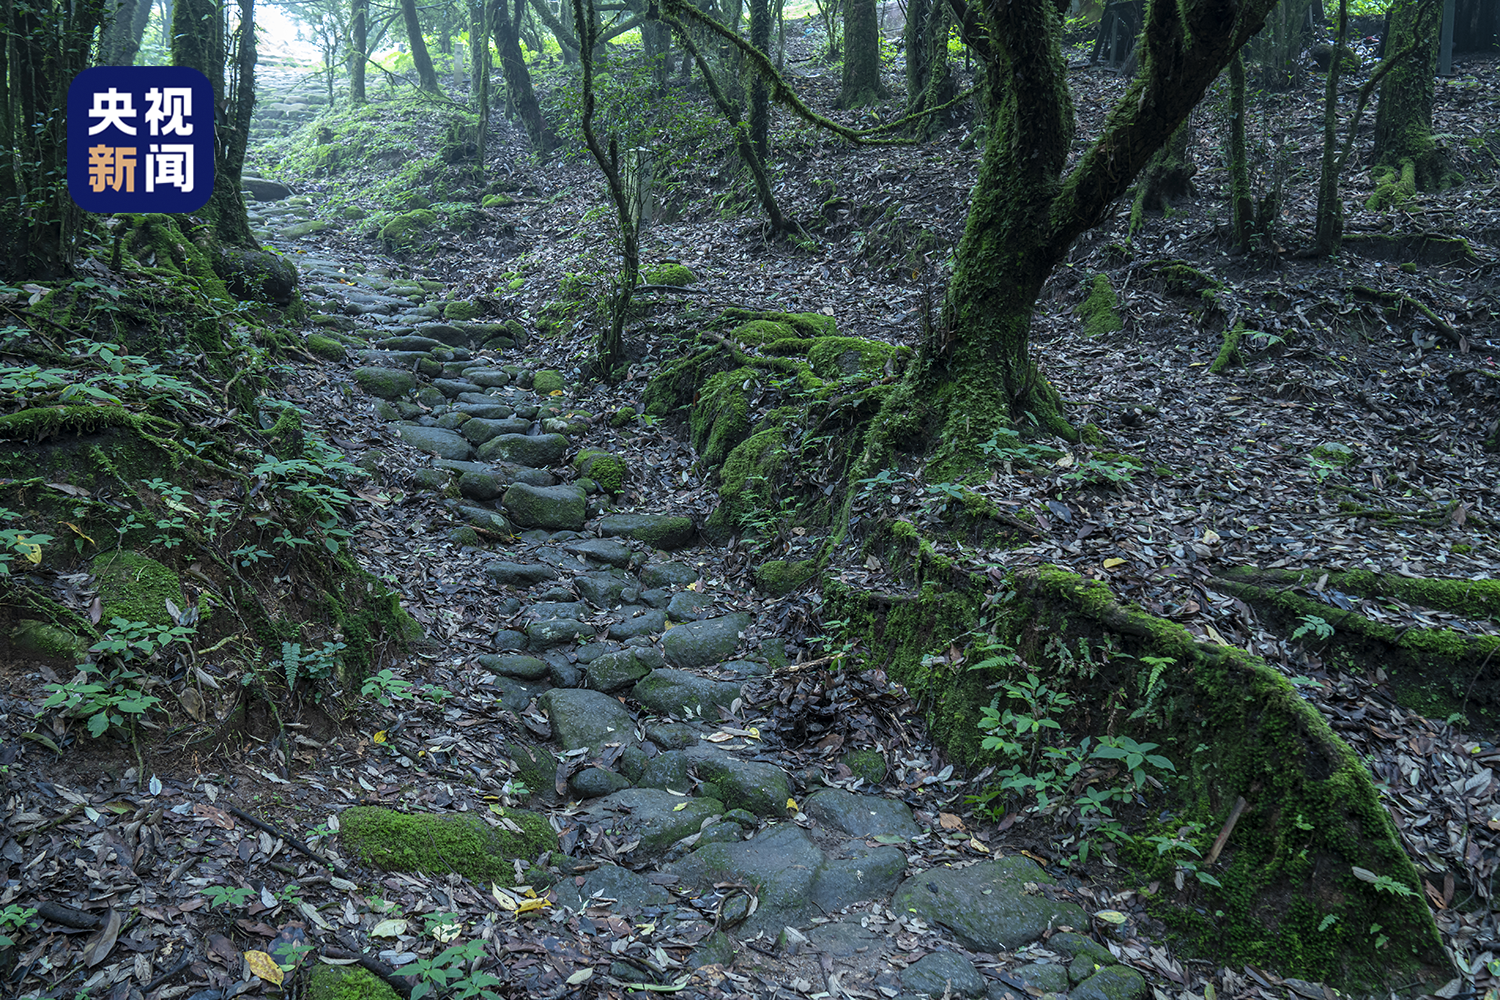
[[227, 805, 355, 881], [13, 803, 87, 836], [143, 954, 194, 992], [1204, 795, 1248, 866], [34, 901, 102, 929]]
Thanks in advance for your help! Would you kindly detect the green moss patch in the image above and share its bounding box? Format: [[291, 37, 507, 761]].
[[91, 551, 181, 629], [378, 209, 437, 250], [754, 558, 818, 595], [1076, 273, 1124, 337], [339, 805, 556, 884], [532, 370, 565, 395], [308, 965, 400, 1000], [575, 449, 627, 493], [807, 337, 909, 379], [305, 334, 347, 360], [643, 263, 696, 286], [690, 368, 757, 466]]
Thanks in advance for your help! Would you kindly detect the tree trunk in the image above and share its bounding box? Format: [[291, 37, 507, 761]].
[[1372, 0, 1447, 190], [1314, 0, 1348, 252], [1131, 118, 1196, 233], [102, 0, 140, 64], [905, 0, 953, 135], [400, 0, 443, 92], [1228, 53, 1253, 252], [838, 0, 884, 107], [350, 0, 367, 103], [492, 0, 553, 151], [172, 0, 255, 247], [748, 0, 770, 160], [470, 0, 490, 165], [866, 0, 1283, 479]]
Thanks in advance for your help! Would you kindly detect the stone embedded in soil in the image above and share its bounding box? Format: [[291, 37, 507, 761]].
[[807, 920, 882, 958], [890, 858, 1088, 952], [901, 952, 987, 998], [479, 432, 569, 467], [538, 687, 637, 756], [578, 788, 724, 857], [638, 750, 690, 791], [484, 561, 559, 586], [633, 668, 745, 720], [432, 378, 483, 398], [1012, 964, 1072, 994], [374, 335, 446, 351], [666, 591, 714, 621], [668, 823, 822, 936], [1071, 965, 1147, 1000], [413, 322, 468, 345], [803, 788, 921, 840], [662, 613, 750, 668], [465, 368, 512, 388], [570, 767, 632, 799], [681, 744, 790, 818], [527, 618, 589, 649], [639, 561, 699, 589], [353, 366, 416, 400], [586, 648, 661, 693], [454, 402, 514, 419], [503, 483, 586, 531], [608, 609, 666, 640], [561, 538, 634, 568], [477, 654, 549, 681], [810, 841, 907, 913], [460, 417, 530, 443], [645, 722, 698, 750], [549, 863, 673, 914], [394, 424, 473, 460], [491, 676, 549, 712], [1048, 932, 1115, 966], [599, 514, 696, 550]]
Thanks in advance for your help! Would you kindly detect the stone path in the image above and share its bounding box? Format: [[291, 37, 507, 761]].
[[233, 58, 1156, 985]]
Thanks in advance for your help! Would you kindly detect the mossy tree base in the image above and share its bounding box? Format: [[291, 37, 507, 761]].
[[338, 806, 557, 885]]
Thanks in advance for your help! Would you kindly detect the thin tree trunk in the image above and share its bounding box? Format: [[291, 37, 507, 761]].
[[1372, 0, 1446, 189], [492, 0, 552, 151], [400, 0, 443, 92], [102, 0, 140, 64], [350, 0, 367, 103], [748, 0, 769, 160], [1314, 0, 1348, 252], [173, 0, 254, 246], [1228, 53, 1252, 252], [839, 0, 884, 107]]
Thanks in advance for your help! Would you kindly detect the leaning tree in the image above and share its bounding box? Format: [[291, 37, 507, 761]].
[[661, 0, 1286, 478]]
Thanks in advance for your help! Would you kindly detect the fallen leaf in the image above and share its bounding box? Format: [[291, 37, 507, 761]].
[[245, 950, 285, 985], [371, 918, 407, 937], [939, 812, 964, 830], [83, 908, 121, 967], [567, 967, 595, 985], [1103, 557, 1126, 568]]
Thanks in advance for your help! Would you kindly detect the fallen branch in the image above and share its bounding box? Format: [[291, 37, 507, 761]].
[[1348, 285, 1459, 344], [227, 804, 355, 881], [1204, 794, 1248, 865]]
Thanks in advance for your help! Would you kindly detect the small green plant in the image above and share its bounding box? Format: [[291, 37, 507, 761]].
[[1059, 457, 1136, 488], [0, 904, 37, 948], [39, 618, 189, 738], [1145, 824, 1223, 889], [1292, 614, 1334, 641], [362, 668, 416, 707], [405, 939, 503, 1000], [0, 506, 51, 575], [1128, 655, 1175, 726], [202, 885, 256, 909]]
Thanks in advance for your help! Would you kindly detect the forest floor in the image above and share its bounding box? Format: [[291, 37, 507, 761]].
[[3, 19, 1500, 1000]]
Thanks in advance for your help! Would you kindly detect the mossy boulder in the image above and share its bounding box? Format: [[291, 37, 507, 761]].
[[377, 209, 438, 250], [308, 965, 400, 1000], [10, 619, 87, 661], [532, 369, 565, 395], [482, 193, 515, 208], [353, 367, 417, 400], [1077, 273, 1124, 337], [610, 406, 637, 428], [575, 449, 627, 493], [754, 558, 818, 595], [690, 368, 756, 466], [706, 428, 788, 540], [1311, 441, 1359, 467], [721, 308, 836, 338], [214, 247, 299, 305], [443, 300, 481, 322], [806, 337, 907, 379], [305, 334, 347, 360], [91, 551, 181, 629], [338, 805, 556, 883], [643, 263, 696, 286]]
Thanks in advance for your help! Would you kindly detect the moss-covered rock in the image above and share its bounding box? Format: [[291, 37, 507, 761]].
[[338, 805, 557, 883], [840, 748, 887, 784], [11, 619, 87, 661], [1310, 441, 1358, 467], [754, 558, 818, 596], [482, 193, 515, 208], [610, 406, 637, 428], [575, 449, 627, 493], [91, 551, 181, 629], [644, 348, 726, 417], [443, 300, 481, 322], [377, 209, 438, 250], [1077, 273, 1124, 337], [807, 337, 908, 379], [644, 263, 696, 286], [728, 320, 796, 346], [707, 428, 788, 538], [308, 964, 400, 1000], [690, 368, 756, 467], [306, 334, 347, 360], [532, 369, 565, 395], [214, 246, 299, 305], [720, 308, 836, 338], [353, 367, 417, 400]]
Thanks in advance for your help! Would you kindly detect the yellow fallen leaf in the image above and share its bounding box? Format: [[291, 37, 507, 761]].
[[968, 837, 990, 853], [939, 812, 965, 830], [432, 920, 463, 942], [372, 730, 386, 744], [245, 950, 284, 986], [1204, 624, 1228, 646], [549, 389, 564, 397], [786, 798, 799, 813], [705, 732, 733, 743], [746, 727, 760, 740], [492, 883, 517, 910], [567, 968, 595, 985], [1094, 909, 1128, 925], [18, 536, 42, 565], [1055, 453, 1075, 468], [1203, 529, 1221, 544], [514, 897, 550, 915], [61, 522, 95, 546], [1103, 557, 1125, 569], [672, 803, 688, 811]]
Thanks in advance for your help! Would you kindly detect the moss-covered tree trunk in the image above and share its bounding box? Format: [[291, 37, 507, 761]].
[[839, 0, 884, 107], [491, 0, 552, 152], [1227, 52, 1254, 251], [1131, 118, 1196, 233], [101, 0, 143, 64], [905, 0, 954, 136], [871, 0, 1282, 479], [748, 0, 770, 160], [1314, 0, 1348, 252], [1371, 0, 1446, 190], [400, 0, 443, 92], [171, 0, 254, 247], [350, 0, 367, 103]]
